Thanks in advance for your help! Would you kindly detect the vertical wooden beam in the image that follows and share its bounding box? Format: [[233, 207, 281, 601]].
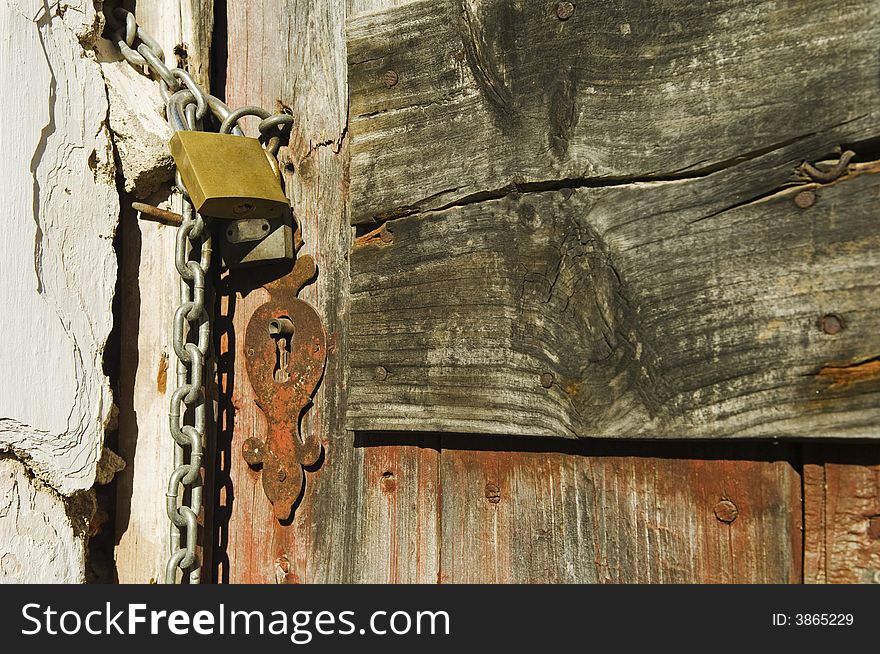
[[114, 1, 213, 584], [353, 435, 440, 583], [804, 445, 880, 584], [217, 0, 441, 584], [0, 1, 117, 583], [220, 0, 350, 583], [115, 203, 177, 583]]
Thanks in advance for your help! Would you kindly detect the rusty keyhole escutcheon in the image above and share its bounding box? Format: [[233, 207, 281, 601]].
[[242, 254, 327, 520]]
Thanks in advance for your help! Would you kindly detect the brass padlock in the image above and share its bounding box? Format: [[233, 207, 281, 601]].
[[169, 131, 289, 220]]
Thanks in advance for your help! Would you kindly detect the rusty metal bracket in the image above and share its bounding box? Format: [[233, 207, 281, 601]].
[[241, 254, 327, 520]]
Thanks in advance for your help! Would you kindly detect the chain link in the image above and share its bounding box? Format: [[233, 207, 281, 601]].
[[105, 5, 293, 584]]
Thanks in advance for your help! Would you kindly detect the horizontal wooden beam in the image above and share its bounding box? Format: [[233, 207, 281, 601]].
[[347, 150, 880, 438], [437, 438, 802, 582], [347, 0, 880, 224]]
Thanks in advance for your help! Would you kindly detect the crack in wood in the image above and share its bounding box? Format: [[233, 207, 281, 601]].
[[370, 131, 845, 225]]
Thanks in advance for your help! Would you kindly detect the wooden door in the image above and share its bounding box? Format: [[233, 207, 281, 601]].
[[205, 0, 880, 583]]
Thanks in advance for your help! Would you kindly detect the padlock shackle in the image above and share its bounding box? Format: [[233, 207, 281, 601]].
[[220, 107, 295, 158]]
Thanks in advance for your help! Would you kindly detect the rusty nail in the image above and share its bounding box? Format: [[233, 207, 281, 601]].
[[793, 190, 816, 209], [380, 470, 396, 492], [819, 313, 845, 335], [713, 499, 739, 524], [246, 347, 255, 356], [275, 555, 291, 574], [379, 224, 394, 243], [276, 468, 287, 482], [382, 69, 399, 88], [540, 372, 554, 388], [556, 2, 575, 20], [132, 201, 184, 227], [374, 365, 388, 381], [485, 482, 501, 504], [799, 150, 856, 183]]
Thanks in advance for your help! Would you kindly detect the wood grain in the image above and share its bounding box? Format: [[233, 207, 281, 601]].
[[217, 0, 873, 585], [804, 446, 880, 584], [217, 0, 441, 584], [437, 438, 801, 583], [347, 0, 880, 224], [348, 156, 880, 439], [115, 3, 213, 584], [0, 3, 118, 582], [115, 205, 179, 584]]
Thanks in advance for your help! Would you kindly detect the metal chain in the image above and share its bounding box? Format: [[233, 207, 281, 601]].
[[104, 6, 293, 584]]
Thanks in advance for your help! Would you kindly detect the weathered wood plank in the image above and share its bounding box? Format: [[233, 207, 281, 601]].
[[804, 445, 880, 584], [348, 0, 418, 17], [438, 438, 801, 583], [347, 0, 880, 224], [348, 151, 880, 438], [0, 1, 117, 495], [350, 434, 440, 583], [115, 204, 178, 584], [218, 0, 441, 584], [114, 2, 213, 584]]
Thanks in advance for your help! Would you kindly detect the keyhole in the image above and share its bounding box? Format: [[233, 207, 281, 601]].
[[268, 316, 294, 383], [274, 339, 290, 383]]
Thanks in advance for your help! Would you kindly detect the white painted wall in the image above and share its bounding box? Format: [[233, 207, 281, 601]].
[[0, 458, 85, 583], [0, 1, 118, 581]]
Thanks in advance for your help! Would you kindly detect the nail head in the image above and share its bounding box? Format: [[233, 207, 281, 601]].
[[382, 69, 399, 88], [820, 313, 845, 335], [714, 499, 738, 524], [794, 190, 816, 209], [556, 2, 575, 20]]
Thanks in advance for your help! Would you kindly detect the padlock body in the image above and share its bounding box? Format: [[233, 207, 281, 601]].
[[169, 131, 289, 220]]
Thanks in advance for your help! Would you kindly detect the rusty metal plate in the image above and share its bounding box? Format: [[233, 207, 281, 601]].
[[242, 254, 327, 519]]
